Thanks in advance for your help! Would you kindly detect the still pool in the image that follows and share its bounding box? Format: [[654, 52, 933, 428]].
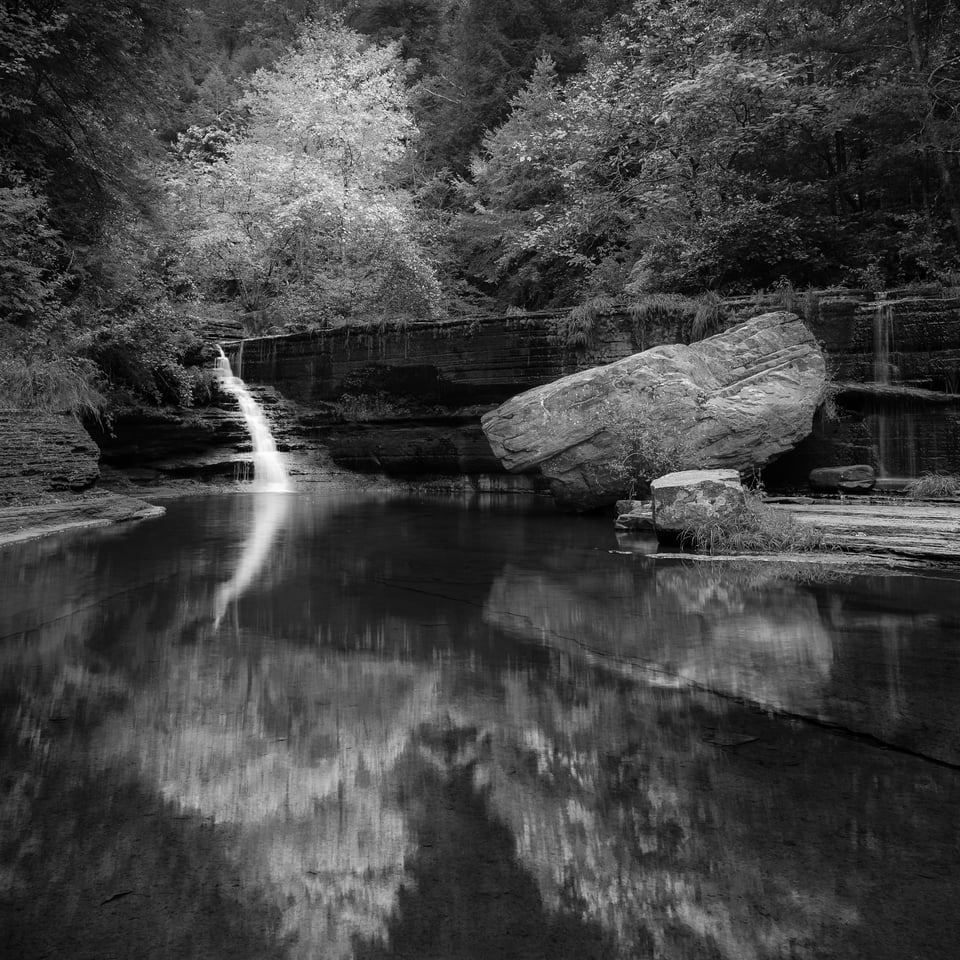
[[1, 491, 959, 959]]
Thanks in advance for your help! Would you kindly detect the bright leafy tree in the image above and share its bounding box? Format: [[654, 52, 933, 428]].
[[169, 19, 441, 325]]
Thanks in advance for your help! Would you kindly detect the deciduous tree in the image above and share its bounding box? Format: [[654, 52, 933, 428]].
[[169, 20, 441, 325]]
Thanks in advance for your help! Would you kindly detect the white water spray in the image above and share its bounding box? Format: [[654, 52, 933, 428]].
[[214, 345, 293, 492]]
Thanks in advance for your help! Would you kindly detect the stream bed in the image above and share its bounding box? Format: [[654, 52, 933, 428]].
[[1, 491, 959, 960]]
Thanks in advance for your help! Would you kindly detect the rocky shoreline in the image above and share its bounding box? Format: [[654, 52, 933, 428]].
[[0, 493, 166, 548], [616, 497, 960, 567], [4, 478, 957, 571]]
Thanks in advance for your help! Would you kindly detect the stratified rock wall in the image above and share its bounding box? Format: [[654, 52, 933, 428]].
[[219, 315, 642, 479], [0, 412, 99, 499], [819, 297, 960, 383], [222, 313, 635, 406], [765, 295, 960, 483], [125, 291, 957, 488]]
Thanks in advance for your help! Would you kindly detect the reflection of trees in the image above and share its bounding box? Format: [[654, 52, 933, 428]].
[[3, 497, 960, 960], [355, 735, 614, 960], [423, 677, 858, 960], [99, 647, 440, 960]]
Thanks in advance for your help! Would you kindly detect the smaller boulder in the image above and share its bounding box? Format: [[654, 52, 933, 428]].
[[614, 499, 655, 531], [652, 470, 745, 538], [808, 464, 876, 493]]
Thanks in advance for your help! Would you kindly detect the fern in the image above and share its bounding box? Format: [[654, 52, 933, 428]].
[[628, 292, 727, 344], [0, 356, 106, 421], [555, 295, 617, 349]]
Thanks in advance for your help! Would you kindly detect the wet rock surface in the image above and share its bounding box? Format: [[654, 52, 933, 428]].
[[96, 292, 959, 490], [808, 463, 876, 492], [0, 494, 164, 546], [614, 499, 654, 531], [0, 411, 100, 500], [220, 313, 637, 407], [482, 313, 825, 508], [91, 406, 249, 470], [314, 416, 503, 476], [778, 500, 960, 560]]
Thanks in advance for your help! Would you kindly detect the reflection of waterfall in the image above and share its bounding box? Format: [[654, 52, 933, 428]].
[[873, 302, 896, 477], [213, 492, 291, 628], [874, 396, 918, 479], [214, 345, 292, 491]]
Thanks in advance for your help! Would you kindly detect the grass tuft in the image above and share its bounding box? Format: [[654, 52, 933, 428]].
[[628, 291, 727, 345], [903, 472, 960, 499], [0, 356, 106, 420], [683, 490, 828, 553], [555, 295, 618, 349]]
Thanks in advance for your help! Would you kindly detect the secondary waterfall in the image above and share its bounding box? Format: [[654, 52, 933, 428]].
[[872, 301, 897, 386], [870, 301, 917, 479], [214, 345, 293, 491]]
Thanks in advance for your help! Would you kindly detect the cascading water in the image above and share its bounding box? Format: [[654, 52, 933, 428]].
[[214, 345, 293, 492], [870, 301, 918, 480], [872, 301, 897, 386]]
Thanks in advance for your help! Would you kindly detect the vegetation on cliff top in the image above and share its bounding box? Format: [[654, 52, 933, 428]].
[[2, 0, 959, 412]]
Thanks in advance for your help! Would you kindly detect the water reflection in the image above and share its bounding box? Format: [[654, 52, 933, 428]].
[[485, 559, 835, 714], [213, 492, 291, 628], [1, 493, 959, 960]]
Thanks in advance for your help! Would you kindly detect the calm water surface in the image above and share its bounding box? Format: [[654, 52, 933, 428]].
[[1, 491, 959, 960]]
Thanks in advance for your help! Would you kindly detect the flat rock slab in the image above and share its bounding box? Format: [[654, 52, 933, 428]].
[[0, 495, 164, 547], [775, 501, 960, 560]]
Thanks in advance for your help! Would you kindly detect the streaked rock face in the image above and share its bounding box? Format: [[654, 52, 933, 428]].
[[0, 411, 99, 499], [481, 312, 826, 509]]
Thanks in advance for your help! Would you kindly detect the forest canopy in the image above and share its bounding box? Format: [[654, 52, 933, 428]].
[[2, 0, 959, 408]]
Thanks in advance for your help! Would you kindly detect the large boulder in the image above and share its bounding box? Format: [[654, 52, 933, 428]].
[[481, 312, 826, 509], [651, 469, 745, 537]]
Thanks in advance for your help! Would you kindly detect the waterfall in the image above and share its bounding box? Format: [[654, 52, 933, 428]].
[[870, 301, 918, 480], [214, 345, 293, 491], [872, 302, 897, 385]]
